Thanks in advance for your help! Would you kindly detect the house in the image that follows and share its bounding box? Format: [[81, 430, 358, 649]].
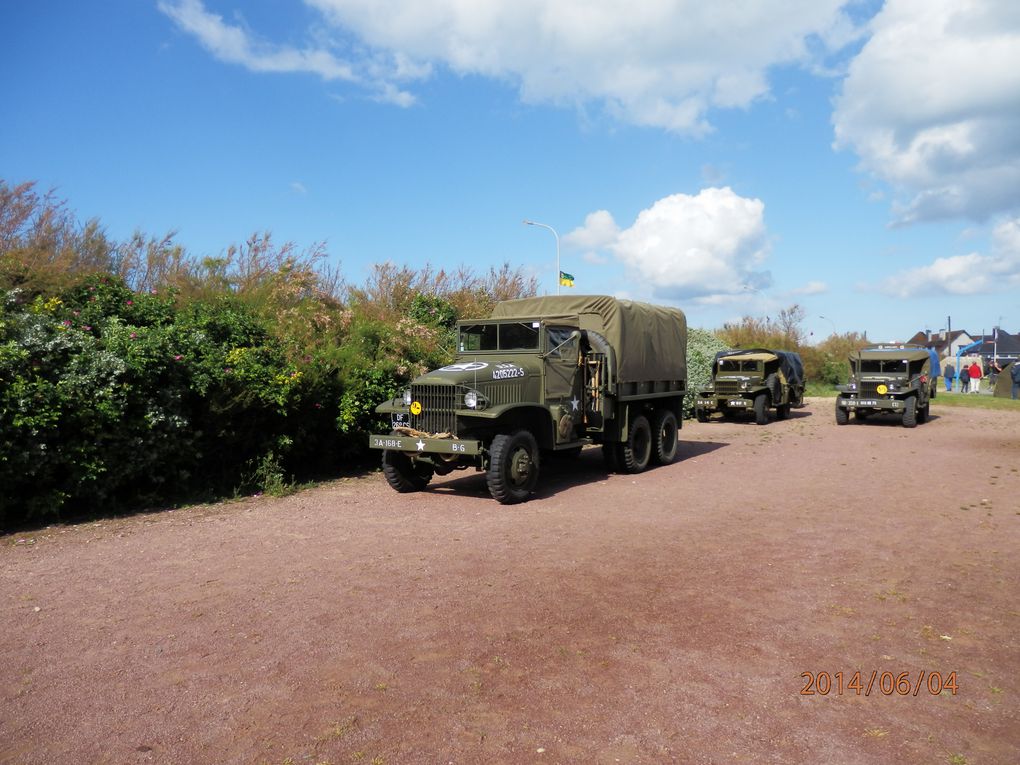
[[904, 329, 974, 359], [906, 327, 1020, 369]]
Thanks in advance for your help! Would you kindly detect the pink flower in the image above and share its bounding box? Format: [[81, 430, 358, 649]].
[[126, 300, 133, 306], [82, 325, 92, 331], [150, 289, 158, 295], [130, 332, 137, 339], [173, 354, 183, 361]]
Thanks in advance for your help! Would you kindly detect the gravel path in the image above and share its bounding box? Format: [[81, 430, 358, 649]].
[[2, 398, 1019, 764]]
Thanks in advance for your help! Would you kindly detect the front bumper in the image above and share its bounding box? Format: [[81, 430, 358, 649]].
[[695, 395, 752, 409], [368, 433, 482, 456], [836, 396, 906, 411]]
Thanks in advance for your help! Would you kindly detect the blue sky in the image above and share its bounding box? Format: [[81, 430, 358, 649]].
[[3, 0, 1019, 342]]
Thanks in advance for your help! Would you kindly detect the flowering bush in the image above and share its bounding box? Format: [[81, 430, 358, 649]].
[[0, 276, 337, 528], [684, 328, 729, 418]]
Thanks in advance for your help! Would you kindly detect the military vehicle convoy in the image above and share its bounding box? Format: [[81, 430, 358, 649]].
[[835, 345, 940, 428], [369, 295, 687, 504], [694, 349, 805, 425]]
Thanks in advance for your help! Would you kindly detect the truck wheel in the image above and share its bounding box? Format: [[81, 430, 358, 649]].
[[602, 442, 621, 473], [835, 401, 849, 425], [651, 410, 679, 465], [621, 415, 652, 473], [776, 403, 791, 420], [753, 394, 768, 425], [487, 430, 540, 504], [902, 397, 917, 428], [917, 401, 929, 424], [695, 407, 708, 423], [381, 450, 434, 493]]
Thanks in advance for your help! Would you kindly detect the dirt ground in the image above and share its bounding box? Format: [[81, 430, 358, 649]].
[[2, 398, 1019, 765]]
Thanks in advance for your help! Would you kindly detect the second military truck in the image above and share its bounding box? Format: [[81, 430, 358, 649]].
[[694, 348, 805, 424], [835, 345, 940, 427], [369, 295, 687, 504]]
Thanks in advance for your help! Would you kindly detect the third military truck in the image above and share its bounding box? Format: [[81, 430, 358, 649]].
[[369, 295, 687, 504], [694, 349, 805, 424], [835, 345, 940, 428]]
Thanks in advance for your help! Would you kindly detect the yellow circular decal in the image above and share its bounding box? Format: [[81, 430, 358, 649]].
[[410, 401, 422, 415], [876, 384, 888, 395]]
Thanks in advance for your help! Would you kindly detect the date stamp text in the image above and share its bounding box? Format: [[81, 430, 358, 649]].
[[800, 670, 958, 697]]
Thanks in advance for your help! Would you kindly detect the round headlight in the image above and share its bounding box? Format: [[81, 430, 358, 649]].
[[464, 390, 478, 409], [402, 389, 412, 406]]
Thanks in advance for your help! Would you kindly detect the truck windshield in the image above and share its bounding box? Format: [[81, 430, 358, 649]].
[[459, 322, 540, 351], [860, 359, 909, 374], [718, 359, 758, 373]]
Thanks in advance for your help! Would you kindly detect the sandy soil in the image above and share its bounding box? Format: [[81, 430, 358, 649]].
[[2, 398, 1019, 765]]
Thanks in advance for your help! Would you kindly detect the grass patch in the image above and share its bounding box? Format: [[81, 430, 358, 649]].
[[932, 392, 1020, 411]]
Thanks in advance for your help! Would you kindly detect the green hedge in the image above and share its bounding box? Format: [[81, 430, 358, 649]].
[[0, 275, 349, 528]]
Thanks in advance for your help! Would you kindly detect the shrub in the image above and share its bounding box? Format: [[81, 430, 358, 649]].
[[685, 328, 729, 418]]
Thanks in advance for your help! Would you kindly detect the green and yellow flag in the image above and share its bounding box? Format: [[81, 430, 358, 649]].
[[559, 271, 575, 287]]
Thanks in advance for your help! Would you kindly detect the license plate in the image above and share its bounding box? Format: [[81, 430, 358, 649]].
[[727, 399, 749, 407], [849, 399, 878, 407], [695, 399, 715, 407], [391, 412, 409, 428]]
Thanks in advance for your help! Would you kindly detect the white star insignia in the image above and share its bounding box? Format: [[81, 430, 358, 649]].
[[416, 439, 425, 451], [570, 397, 580, 411]]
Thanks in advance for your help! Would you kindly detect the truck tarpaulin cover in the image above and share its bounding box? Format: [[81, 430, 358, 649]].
[[849, 347, 941, 378], [713, 349, 805, 386], [489, 295, 687, 383]]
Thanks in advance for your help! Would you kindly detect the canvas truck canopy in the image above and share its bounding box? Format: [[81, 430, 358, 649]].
[[713, 348, 805, 386], [850, 347, 941, 377], [488, 295, 687, 383]]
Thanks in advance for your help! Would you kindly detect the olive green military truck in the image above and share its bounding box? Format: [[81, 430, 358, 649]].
[[694, 349, 805, 425], [835, 345, 940, 428], [369, 295, 687, 504]]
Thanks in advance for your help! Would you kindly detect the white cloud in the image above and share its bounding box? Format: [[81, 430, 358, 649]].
[[569, 187, 771, 300], [158, 0, 421, 105], [167, 0, 857, 133], [833, 0, 1020, 223], [564, 210, 619, 250], [879, 217, 1020, 297], [789, 280, 828, 296], [290, 181, 308, 194]]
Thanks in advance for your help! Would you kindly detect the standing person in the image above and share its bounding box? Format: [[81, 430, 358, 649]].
[[1011, 361, 1020, 400], [959, 363, 970, 393], [989, 358, 1002, 386], [943, 361, 955, 392], [968, 360, 982, 394]]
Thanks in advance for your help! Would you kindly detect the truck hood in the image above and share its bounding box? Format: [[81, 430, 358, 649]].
[[412, 359, 536, 387]]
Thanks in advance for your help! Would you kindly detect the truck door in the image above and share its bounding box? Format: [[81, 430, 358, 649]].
[[545, 326, 583, 442]]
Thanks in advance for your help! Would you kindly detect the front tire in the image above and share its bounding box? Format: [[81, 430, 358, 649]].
[[651, 409, 679, 465], [835, 401, 849, 425], [776, 403, 791, 420], [917, 401, 929, 424], [695, 407, 709, 423], [487, 430, 540, 504], [382, 450, 434, 493], [902, 397, 917, 428], [621, 415, 652, 473], [754, 394, 769, 425]]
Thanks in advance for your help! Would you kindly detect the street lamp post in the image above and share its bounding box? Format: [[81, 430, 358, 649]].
[[523, 219, 561, 295], [819, 315, 837, 338]]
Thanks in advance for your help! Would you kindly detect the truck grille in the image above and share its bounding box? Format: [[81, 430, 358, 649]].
[[480, 382, 524, 406], [410, 384, 458, 435], [860, 381, 890, 397], [714, 379, 744, 395]]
